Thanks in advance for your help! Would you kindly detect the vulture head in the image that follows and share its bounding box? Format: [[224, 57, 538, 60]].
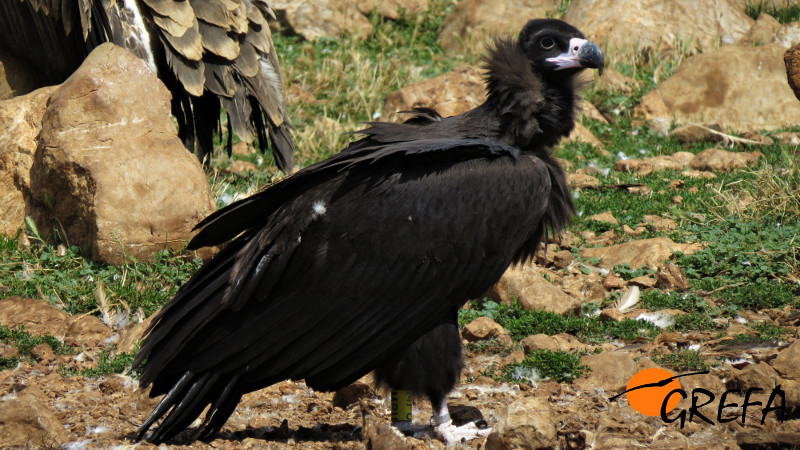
[[519, 18, 605, 77]]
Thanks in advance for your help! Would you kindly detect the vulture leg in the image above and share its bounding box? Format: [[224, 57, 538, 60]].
[[431, 397, 491, 444], [374, 310, 490, 443]]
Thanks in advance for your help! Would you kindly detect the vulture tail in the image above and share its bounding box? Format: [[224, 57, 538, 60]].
[[136, 371, 243, 444]]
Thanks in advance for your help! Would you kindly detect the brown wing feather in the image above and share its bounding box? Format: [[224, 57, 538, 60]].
[[140, 0, 195, 27], [197, 19, 240, 59]]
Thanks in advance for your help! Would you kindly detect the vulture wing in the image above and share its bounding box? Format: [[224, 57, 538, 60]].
[[134, 136, 568, 441], [0, 0, 294, 172]]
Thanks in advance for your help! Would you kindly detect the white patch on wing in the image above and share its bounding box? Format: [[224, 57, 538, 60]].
[[260, 58, 285, 105], [119, 0, 157, 73], [312, 200, 327, 217]]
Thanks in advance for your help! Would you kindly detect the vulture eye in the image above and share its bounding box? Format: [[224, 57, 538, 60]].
[[540, 37, 556, 50]]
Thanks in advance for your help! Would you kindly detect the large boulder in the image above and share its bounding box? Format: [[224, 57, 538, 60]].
[[273, 0, 428, 41], [356, 0, 429, 20], [564, 0, 753, 53], [0, 86, 56, 235], [488, 264, 580, 315], [273, 0, 373, 40], [637, 44, 800, 132], [581, 237, 703, 270], [26, 43, 215, 265], [438, 0, 562, 53], [786, 43, 800, 101], [381, 66, 486, 121]]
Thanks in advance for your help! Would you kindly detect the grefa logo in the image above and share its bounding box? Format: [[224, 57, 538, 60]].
[[610, 368, 786, 427]]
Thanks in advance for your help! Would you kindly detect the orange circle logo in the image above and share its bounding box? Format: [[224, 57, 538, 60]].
[[625, 368, 682, 416]]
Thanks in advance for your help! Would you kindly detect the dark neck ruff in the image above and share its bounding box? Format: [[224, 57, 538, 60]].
[[480, 39, 578, 153]]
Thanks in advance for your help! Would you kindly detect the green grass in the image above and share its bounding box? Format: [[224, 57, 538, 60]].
[[463, 300, 661, 343], [745, 2, 800, 23], [0, 325, 74, 368], [59, 348, 138, 378], [502, 349, 589, 383], [732, 322, 793, 343], [652, 350, 708, 372], [675, 219, 800, 313], [0, 237, 202, 317], [465, 338, 514, 357]]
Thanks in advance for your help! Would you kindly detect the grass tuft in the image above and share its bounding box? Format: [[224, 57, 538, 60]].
[[0, 325, 75, 370], [502, 349, 589, 383], [652, 350, 708, 372], [745, 1, 800, 23]]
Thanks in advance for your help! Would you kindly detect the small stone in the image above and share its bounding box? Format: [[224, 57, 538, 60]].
[[655, 263, 691, 291], [599, 308, 625, 321], [0, 343, 19, 358], [29, 343, 54, 362], [772, 340, 800, 380], [0, 297, 69, 339], [99, 376, 126, 395], [628, 275, 656, 289], [590, 211, 618, 225], [642, 215, 677, 231], [727, 361, 781, 391], [775, 131, 800, 145], [681, 170, 717, 179], [332, 382, 374, 410], [567, 173, 599, 189], [64, 315, 111, 348], [232, 142, 251, 155], [603, 273, 626, 290], [462, 317, 511, 345], [485, 396, 557, 449], [500, 349, 526, 368], [552, 250, 574, 269], [668, 179, 684, 189], [689, 148, 763, 172], [669, 123, 723, 144], [272, 0, 373, 41], [227, 160, 258, 173], [278, 382, 295, 396], [522, 334, 560, 353]]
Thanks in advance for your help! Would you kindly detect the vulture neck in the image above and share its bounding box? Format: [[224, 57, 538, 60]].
[[479, 39, 579, 153]]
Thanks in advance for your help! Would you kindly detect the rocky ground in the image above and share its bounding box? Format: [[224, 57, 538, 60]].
[[2, 275, 800, 449]]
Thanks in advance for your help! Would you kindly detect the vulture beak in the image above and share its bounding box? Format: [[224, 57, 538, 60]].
[[547, 38, 605, 75]]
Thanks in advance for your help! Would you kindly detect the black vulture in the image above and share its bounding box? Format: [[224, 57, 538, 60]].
[[0, 0, 294, 172], [133, 18, 603, 444]]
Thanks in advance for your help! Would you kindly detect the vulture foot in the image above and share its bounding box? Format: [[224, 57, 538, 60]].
[[434, 420, 491, 444]]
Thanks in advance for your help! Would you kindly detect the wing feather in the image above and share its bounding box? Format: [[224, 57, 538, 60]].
[[140, 0, 195, 28], [197, 19, 240, 59], [138, 138, 550, 387]]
